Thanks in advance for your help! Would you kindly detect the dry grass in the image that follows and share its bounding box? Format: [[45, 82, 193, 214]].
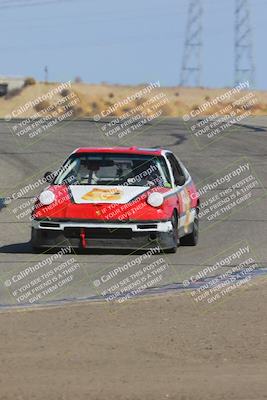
[[0, 82, 266, 118], [34, 100, 50, 112]]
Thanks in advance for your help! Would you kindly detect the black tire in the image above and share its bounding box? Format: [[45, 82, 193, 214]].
[[31, 228, 42, 253], [166, 211, 179, 253], [180, 211, 199, 246], [32, 245, 42, 253]]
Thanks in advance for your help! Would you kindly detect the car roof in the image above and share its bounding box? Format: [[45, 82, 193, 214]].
[[73, 147, 166, 156]]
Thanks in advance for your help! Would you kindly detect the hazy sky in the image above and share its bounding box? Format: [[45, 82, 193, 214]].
[[0, 0, 266, 89]]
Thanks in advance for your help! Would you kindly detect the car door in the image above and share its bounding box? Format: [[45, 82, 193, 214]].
[[166, 153, 192, 233]]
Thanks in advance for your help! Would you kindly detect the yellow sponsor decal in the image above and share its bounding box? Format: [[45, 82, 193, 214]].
[[82, 187, 123, 201]]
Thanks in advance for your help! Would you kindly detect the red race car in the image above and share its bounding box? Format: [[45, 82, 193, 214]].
[[31, 147, 199, 253]]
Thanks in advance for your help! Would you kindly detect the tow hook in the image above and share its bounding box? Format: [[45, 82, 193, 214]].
[[80, 228, 87, 248]]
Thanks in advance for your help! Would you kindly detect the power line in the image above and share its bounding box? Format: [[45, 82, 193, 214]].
[[0, 0, 74, 9]]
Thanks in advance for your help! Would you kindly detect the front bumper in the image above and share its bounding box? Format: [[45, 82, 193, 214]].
[[31, 219, 174, 250]]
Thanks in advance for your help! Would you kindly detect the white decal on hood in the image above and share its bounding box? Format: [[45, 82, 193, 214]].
[[69, 185, 149, 204]]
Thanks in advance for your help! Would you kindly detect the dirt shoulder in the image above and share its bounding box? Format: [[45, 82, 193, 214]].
[[0, 277, 266, 400]]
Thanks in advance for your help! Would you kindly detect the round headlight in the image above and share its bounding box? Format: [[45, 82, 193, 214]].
[[39, 190, 55, 205], [147, 192, 164, 207]]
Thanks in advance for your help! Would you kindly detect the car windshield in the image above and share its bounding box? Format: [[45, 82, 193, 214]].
[[53, 153, 172, 187]]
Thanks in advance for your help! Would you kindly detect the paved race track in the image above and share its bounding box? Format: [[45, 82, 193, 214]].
[[0, 117, 266, 307]]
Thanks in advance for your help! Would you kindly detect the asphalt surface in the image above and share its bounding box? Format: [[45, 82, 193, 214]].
[[0, 117, 267, 307]]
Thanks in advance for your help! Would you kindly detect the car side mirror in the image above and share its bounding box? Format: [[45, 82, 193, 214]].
[[175, 175, 186, 186], [44, 171, 53, 183]]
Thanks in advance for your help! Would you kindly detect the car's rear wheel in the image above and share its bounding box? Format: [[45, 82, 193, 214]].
[[180, 209, 199, 246], [166, 211, 179, 253]]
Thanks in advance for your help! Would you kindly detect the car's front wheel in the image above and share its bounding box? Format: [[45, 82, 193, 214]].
[[31, 228, 42, 253], [180, 209, 199, 246], [166, 211, 179, 253]]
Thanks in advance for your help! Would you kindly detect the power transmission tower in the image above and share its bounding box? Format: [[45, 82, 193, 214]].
[[235, 0, 255, 86], [180, 0, 203, 87]]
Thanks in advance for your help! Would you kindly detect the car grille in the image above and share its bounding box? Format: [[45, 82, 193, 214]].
[[64, 227, 132, 240]]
